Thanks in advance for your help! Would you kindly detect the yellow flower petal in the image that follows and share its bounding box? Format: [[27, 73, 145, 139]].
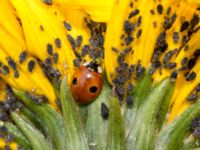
[[10, 0, 76, 83], [168, 30, 200, 122], [149, 0, 200, 121], [0, 79, 7, 101], [55, 0, 114, 22], [105, 0, 181, 83], [56, 2, 107, 65], [56, 5, 93, 62], [105, 0, 130, 83], [0, 0, 57, 108], [152, 0, 200, 82], [0, 138, 18, 150]]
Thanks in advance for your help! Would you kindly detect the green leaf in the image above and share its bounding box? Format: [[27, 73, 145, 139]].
[[155, 100, 200, 150], [106, 96, 125, 150], [86, 75, 111, 150], [60, 77, 89, 150], [11, 112, 51, 150], [13, 89, 66, 150], [127, 78, 171, 150]]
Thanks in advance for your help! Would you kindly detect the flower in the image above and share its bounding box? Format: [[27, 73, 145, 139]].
[[0, 0, 200, 149]]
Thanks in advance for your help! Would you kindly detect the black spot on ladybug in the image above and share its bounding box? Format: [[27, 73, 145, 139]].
[[72, 78, 77, 85], [89, 86, 98, 93]]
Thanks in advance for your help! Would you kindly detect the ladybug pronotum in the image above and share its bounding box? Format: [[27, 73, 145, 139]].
[[70, 66, 103, 104]]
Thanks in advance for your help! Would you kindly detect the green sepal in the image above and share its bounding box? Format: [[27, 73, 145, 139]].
[[13, 89, 66, 150], [52, 79, 61, 101], [79, 105, 88, 128], [60, 77, 89, 150], [1, 121, 31, 149], [21, 107, 43, 131], [125, 71, 152, 137], [155, 100, 200, 150], [106, 96, 125, 150], [182, 135, 200, 150], [86, 74, 111, 150], [127, 78, 171, 150], [11, 112, 51, 150], [156, 81, 175, 129], [134, 70, 153, 107]]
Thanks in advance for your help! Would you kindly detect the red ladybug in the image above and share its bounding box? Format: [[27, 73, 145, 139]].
[[70, 66, 103, 104]]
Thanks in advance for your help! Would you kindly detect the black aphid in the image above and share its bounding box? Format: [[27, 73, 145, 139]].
[[28, 60, 35, 72], [101, 103, 109, 120]]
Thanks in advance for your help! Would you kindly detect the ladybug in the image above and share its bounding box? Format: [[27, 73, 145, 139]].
[[70, 66, 103, 104]]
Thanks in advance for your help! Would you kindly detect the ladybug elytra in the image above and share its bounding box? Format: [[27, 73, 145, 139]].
[[70, 66, 103, 104]]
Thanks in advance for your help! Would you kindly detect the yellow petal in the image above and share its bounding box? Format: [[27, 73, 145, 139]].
[[0, 0, 57, 108], [152, 0, 200, 82], [105, 0, 131, 84], [168, 30, 200, 122], [54, 0, 114, 22], [0, 79, 7, 101], [105, 0, 181, 83], [10, 0, 76, 83], [149, 0, 200, 121], [56, 2, 107, 65], [0, 0, 24, 45], [56, 5, 93, 63], [0, 138, 18, 150]]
